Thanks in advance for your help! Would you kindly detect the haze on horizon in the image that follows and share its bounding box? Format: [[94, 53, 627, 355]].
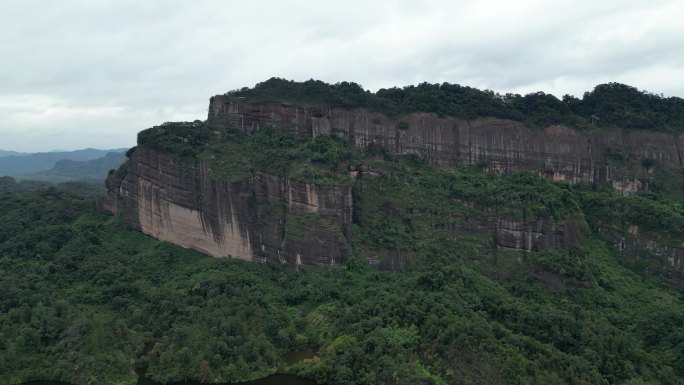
[[1, 0, 683, 152]]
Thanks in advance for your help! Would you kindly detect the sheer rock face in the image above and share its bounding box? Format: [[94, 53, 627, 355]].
[[101, 145, 352, 267], [102, 96, 684, 271], [208, 96, 684, 187], [602, 226, 684, 281], [364, 216, 584, 270], [205, 96, 684, 275], [495, 218, 582, 252]]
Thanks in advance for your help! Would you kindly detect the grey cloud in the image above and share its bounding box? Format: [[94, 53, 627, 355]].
[[0, 0, 682, 151]]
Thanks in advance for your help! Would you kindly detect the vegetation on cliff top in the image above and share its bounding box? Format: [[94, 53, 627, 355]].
[[138, 122, 357, 185], [228, 78, 684, 131]]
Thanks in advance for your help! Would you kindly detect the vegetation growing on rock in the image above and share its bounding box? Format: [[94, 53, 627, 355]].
[[229, 78, 684, 131], [4, 138, 684, 384], [5, 80, 684, 385]]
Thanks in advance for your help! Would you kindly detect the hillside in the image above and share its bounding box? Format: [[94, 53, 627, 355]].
[[4, 154, 684, 385], [21, 152, 127, 183], [0, 148, 128, 177], [0, 150, 29, 157], [103, 80, 684, 278], [5, 80, 684, 385]]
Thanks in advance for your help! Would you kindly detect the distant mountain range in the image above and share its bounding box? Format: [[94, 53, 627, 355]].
[[0, 149, 30, 157], [20, 151, 127, 183], [0, 148, 128, 177]]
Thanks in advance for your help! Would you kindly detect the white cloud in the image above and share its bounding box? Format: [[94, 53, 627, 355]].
[[0, 94, 203, 152]]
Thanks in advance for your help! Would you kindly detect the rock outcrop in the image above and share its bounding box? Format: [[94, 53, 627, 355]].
[[101, 145, 352, 267], [208, 96, 684, 188], [495, 218, 582, 252], [602, 225, 684, 281], [102, 95, 684, 272]]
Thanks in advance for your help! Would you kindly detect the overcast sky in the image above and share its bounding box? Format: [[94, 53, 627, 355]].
[[1, 0, 683, 152]]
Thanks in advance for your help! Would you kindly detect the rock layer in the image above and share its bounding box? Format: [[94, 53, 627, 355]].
[[602, 226, 684, 281], [101, 145, 352, 267], [208, 96, 684, 187], [103, 96, 684, 273]]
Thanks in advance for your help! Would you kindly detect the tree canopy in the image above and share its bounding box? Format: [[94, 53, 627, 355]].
[[228, 78, 684, 131]]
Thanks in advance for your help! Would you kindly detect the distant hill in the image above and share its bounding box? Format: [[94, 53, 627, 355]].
[[0, 148, 128, 177], [0, 149, 29, 157], [20, 152, 127, 183]]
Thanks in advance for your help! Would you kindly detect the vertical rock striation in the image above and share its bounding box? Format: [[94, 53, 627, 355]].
[[208, 96, 684, 188], [101, 145, 352, 267], [101, 95, 684, 274]]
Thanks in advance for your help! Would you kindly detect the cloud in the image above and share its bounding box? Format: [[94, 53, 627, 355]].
[[0, 0, 682, 151], [0, 94, 202, 152]]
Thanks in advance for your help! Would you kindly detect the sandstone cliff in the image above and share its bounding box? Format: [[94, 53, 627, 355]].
[[102, 95, 684, 275], [208, 96, 684, 190], [101, 145, 352, 267], [203, 96, 684, 278]]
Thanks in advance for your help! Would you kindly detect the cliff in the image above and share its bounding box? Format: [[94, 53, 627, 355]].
[[208, 96, 684, 190], [204, 96, 684, 277], [101, 93, 684, 277], [101, 145, 352, 267]]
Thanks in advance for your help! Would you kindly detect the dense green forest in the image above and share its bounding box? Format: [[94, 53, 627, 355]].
[[3, 124, 684, 385], [0, 148, 127, 177], [20, 152, 126, 184], [0, 176, 106, 196], [228, 78, 684, 131]]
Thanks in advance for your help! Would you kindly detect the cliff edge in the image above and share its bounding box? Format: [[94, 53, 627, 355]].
[[101, 84, 684, 277], [208, 95, 684, 191], [101, 144, 352, 267]]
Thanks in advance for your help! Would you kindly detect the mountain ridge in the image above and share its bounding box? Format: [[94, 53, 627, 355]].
[[0, 147, 128, 177], [102, 79, 684, 281], [6, 79, 684, 385], [226, 78, 684, 132], [20, 151, 126, 183]]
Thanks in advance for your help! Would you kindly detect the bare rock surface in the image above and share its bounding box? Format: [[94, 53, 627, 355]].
[[101, 145, 352, 267], [208, 96, 683, 188], [101, 96, 684, 272]]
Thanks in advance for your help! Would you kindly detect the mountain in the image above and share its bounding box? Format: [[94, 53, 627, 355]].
[[0, 149, 29, 157], [5, 80, 684, 385], [103, 81, 684, 282], [0, 147, 128, 177], [21, 151, 127, 183]]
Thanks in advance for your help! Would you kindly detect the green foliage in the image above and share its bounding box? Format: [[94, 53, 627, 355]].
[[577, 184, 684, 239], [139, 123, 357, 185], [0, 176, 52, 193], [228, 78, 392, 112], [576, 83, 684, 131], [530, 247, 595, 281], [0, 176, 105, 196], [228, 78, 684, 131], [4, 139, 684, 385], [137, 120, 209, 158]]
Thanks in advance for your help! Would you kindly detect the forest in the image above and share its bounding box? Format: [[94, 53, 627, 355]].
[[228, 78, 684, 131], [3, 124, 684, 385]]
